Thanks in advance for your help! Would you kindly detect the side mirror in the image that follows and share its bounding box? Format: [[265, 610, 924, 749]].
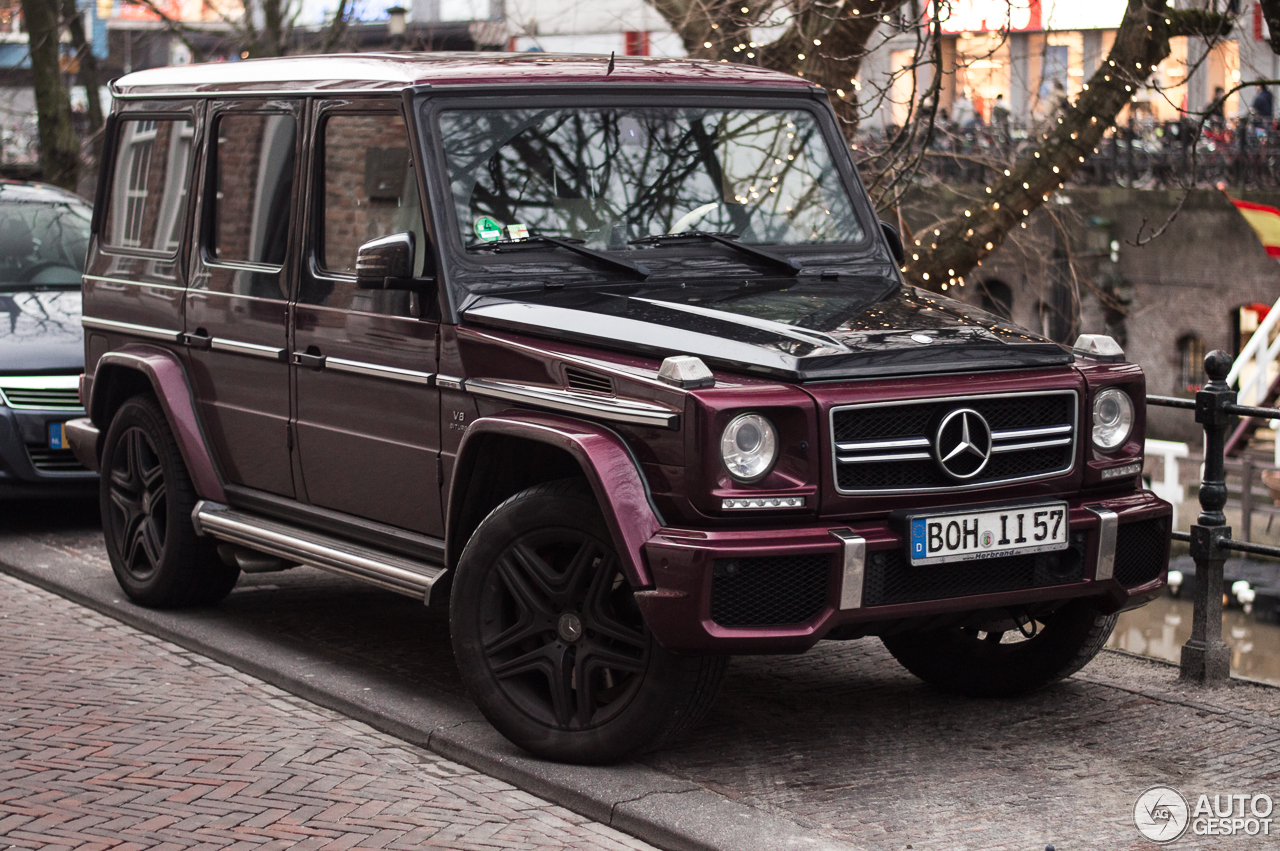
[[879, 221, 905, 267], [356, 232, 427, 290]]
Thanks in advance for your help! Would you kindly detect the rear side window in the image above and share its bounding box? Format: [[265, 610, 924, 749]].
[[210, 113, 297, 266], [103, 118, 194, 253]]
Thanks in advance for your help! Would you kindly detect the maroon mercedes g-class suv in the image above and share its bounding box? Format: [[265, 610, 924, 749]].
[[68, 54, 1171, 764]]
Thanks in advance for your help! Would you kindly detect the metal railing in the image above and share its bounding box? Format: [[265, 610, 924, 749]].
[[1147, 349, 1280, 685]]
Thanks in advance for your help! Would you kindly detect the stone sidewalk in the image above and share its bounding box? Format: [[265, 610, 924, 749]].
[[0, 573, 655, 851]]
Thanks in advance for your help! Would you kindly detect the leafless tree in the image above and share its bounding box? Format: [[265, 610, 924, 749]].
[[647, 0, 1245, 293]]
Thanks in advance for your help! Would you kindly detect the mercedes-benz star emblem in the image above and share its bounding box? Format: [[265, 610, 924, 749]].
[[934, 408, 993, 481]]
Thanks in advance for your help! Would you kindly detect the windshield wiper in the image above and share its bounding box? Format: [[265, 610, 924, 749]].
[[469, 235, 650, 280], [629, 230, 801, 276]]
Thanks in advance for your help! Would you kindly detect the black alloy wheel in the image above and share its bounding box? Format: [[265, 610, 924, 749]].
[[880, 599, 1118, 698], [451, 479, 727, 764], [480, 526, 648, 731], [106, 425, 169, 582], [100, 395, 238, 607]]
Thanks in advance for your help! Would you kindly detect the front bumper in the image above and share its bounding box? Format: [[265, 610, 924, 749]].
[[0, 405, 97, 498], [635, 490, 1171, 654]]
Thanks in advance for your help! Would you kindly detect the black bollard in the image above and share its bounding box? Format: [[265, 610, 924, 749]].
[[1180, 350, 1234, 684]]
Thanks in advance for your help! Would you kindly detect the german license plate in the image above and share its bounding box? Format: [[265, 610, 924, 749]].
[[907, 502, 1069, 565], [48, 422, 66, 450]]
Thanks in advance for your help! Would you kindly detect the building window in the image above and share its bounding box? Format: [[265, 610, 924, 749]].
[[1179, 334, 1206, 393]]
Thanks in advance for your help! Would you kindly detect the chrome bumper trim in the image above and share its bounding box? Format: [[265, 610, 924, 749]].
[[830, 529, 866, 610], [1087, 506, 1119, 581]]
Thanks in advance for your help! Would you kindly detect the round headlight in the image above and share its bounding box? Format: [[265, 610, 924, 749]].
[[1092, 388, 1134, 451], [720, 413, 778, 483]]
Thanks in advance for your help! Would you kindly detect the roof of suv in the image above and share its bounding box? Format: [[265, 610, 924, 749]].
[[112, 52, 813, 97]]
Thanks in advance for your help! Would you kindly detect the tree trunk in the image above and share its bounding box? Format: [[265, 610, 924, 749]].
[[62, 0, 102, 133], [19, 0, 78, 190], [903, 0, 1175, 290], [647, 0, 908, 137]]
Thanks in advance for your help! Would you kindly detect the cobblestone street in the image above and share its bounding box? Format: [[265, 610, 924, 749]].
[[0, 573, 654, 851]]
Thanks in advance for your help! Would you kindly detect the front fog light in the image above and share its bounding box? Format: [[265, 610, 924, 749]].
[[720, 413, 778, 482], [1092, 388, 1134, 451]]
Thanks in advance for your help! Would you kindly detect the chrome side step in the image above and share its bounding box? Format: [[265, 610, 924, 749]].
[[192, 501, 446, 604]]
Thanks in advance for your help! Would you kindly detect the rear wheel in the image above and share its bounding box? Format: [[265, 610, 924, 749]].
[[880, 599, 1117, 698], [450, 479, 726, 764], [100, 395, 238, 607]]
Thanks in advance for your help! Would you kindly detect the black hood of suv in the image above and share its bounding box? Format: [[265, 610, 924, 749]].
[[463, 280, 1072, 380], [0, 289, 84, 374]]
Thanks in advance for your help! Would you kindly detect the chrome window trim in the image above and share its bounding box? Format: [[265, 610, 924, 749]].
[[325, 357, 435, 385], [466, 378, 680, 429], [81, 316, 183, 343], [82, 274, 186, 293], [829, 389, 1079, 496], [210, 338, 288, 361]]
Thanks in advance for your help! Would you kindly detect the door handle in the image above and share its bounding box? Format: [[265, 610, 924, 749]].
[[292, 351, 326, 370], [183, 328, 212, 350]]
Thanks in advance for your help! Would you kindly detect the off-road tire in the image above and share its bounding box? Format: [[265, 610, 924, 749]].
[[450, 478, 727, 764], [100, 395, 238, 607], [880, 599, 1118, 698]]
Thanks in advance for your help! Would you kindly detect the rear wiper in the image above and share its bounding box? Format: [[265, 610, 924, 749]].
[[469, 235, 650, 280], [629, 230, 801, 276]]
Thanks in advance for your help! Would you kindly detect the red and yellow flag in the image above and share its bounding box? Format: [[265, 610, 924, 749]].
[[1228, 194, 1280, 260]]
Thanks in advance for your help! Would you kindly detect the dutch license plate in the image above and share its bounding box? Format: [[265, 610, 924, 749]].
[[48, 422, 65, 450], [907, 502, 1069, 565]]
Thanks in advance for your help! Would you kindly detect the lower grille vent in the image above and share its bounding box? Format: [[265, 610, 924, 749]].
[[710, 554, 830, 627], [863, 537, 1087, 607], [26, 446, 89, 473], [1114, 517, 1170, 587]]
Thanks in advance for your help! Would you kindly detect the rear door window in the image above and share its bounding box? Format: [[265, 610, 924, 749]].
[[103, 118, 194, 255], [210, 113, 297, 267]]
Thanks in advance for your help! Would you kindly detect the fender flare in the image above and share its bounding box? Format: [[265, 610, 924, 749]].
[[448, 412, 663, 589], [90, 344, 226, 503]]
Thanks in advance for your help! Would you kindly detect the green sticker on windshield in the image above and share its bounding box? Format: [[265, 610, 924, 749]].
[[474, 216, 503, 242]]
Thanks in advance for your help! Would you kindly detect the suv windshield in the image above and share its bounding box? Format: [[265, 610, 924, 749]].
[[0, 198, 91, 290], [437, 105, 864, 254]]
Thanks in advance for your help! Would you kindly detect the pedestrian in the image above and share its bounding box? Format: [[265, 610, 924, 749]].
[[991, 93, 1011, 145], [1252, 86, 1274, 124], [1207, 85, 1226, 129]]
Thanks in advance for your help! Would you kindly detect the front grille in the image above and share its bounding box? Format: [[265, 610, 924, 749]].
[[863, 536, 1087, 607], [832, 391, 1077, 493], [710, 554, 830, 627], [26, 446, 89, 473], [0, 382, 82, 411], [1114, 517, 1170, 587]]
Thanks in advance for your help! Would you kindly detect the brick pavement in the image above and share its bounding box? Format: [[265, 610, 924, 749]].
[[0, 573, 657, 851]]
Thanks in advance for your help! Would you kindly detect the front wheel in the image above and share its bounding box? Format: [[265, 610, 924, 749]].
[[100, 395, 238, 607], [880, 599, 1117, 698], [450, 479, 726, 764]]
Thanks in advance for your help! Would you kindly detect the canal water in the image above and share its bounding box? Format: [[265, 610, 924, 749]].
[[1109, 595, 1280, 686]]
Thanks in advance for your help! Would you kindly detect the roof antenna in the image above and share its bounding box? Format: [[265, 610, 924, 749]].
[[606, 50, 615, 75]]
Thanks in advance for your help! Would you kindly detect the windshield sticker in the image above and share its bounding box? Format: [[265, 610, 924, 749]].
[[474, 216, 503, 242], [507, 223, 529, 241]]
